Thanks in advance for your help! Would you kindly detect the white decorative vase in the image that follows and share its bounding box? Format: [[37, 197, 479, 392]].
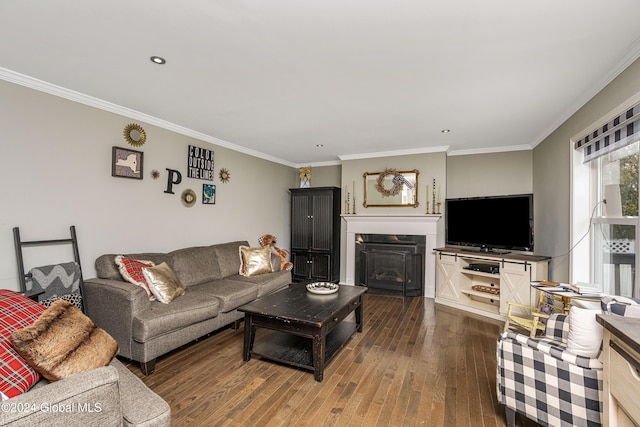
[[300, 177, 310, 188]]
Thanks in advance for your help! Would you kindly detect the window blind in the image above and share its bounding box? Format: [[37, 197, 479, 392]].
[[574, 101, 640, 163]]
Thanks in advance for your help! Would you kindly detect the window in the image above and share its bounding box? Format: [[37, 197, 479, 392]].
[[572, 97, 640, 298], [591, 142, 638, 297]]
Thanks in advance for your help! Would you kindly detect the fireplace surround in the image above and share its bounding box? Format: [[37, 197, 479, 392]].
[[343, 215, 440, 297]]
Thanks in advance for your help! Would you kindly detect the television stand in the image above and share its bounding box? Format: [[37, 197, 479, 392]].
[[434, 247, 550, 321]]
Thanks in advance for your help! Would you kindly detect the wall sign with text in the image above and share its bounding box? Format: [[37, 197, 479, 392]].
[[187, 145, 215, 181]]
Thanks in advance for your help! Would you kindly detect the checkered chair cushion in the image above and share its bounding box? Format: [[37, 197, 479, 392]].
[[496, 313, 603, 427], [544, 313, 569, 342]]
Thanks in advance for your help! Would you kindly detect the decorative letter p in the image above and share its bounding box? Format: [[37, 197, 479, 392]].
[[164, 168, 182, 194]]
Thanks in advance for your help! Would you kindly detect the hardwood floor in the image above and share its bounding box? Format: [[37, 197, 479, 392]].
[[125, 294, 539, 426]]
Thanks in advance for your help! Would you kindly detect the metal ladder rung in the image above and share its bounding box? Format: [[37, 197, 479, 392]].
[[19, 238, 74, 246]]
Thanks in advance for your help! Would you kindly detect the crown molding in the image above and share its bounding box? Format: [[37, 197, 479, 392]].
[[294, 160, 343, 168], [447, 144, 532, 156], [0, 67, 297, 168], [338, 146, 449, 161]]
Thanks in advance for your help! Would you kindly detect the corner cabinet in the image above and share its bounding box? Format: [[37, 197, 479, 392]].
[[290, 187, 341, 282], [434, 248, 550, 321], [598, 314, 640, 427]]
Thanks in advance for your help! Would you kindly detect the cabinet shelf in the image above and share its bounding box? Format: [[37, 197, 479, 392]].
[[461, 288, 500, 300], [461, 269, 499, 279]]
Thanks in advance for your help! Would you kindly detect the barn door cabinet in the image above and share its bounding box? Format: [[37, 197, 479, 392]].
[[435, 248, 550, 321], [290, 187, 341, 282]]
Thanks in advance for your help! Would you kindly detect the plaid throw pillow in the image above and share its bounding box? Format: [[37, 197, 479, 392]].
[[0, 289, 46, 398], [115, 255, 156, 300]]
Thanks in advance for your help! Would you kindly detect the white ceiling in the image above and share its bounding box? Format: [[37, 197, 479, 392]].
[[2, 1, 640, 167]]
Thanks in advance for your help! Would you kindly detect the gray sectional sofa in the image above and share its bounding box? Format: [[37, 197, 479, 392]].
[[83, 240, 291, 374]]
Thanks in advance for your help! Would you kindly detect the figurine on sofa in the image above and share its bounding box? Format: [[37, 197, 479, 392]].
[[259, 234, 293, 271]]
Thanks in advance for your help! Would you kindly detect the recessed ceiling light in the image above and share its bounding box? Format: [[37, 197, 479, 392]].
[[441, 129, 451, 133], [150, 56, 166, 65], [316, 144, 324, 148]]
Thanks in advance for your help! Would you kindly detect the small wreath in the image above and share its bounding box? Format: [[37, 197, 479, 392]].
[[376, 168, 403, 197], [123, 123, 146, 147]]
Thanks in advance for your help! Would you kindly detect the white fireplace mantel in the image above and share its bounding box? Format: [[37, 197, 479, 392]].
[[342, 214, 441, 298]]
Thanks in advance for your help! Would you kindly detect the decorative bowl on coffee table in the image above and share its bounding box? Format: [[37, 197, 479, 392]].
[[306, 282, 339, 295]]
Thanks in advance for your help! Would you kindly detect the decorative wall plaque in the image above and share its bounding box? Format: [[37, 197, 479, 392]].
[[187, 145, 214, 181]]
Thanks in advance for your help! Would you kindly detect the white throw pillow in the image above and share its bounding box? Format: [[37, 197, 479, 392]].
[[566, 306, 603, 358]]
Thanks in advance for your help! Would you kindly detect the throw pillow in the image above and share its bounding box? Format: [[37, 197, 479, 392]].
[[10, 300, 118, 382], [142, 262, 185, 304], [115, 255, 156, 300], [566, 306, 603, 358], [0, 289, 46, 398], [239, 246, 273, 277]]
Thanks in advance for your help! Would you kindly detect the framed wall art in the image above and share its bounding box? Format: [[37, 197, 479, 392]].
[[203, 184, 216, 204], [188, 145, 215, 181], [112, 146, 143, 179]]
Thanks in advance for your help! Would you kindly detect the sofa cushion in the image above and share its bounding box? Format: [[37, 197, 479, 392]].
[[168, 245, 221, 287], [223, 269, 290, 298], [96, 253, 170, 280], [0, 290, 46, 398], [270, 254, 283, 272], [142, 262, 185, 304], [194, 280, 259, 313], [132, 289, 221, 342], [214, 241, 249, 278], [10, 300, 118, 382]]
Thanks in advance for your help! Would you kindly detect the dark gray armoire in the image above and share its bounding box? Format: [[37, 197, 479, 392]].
[[290, 187, 341, 282]]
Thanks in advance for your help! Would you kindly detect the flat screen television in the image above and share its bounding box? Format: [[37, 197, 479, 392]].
[[445, 194, 533, 252]]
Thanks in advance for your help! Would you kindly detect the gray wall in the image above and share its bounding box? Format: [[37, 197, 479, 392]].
[[299, 164, 342, 188], [341, 152, 447, 217], [0, 80, 296, 290], [446, 151, 533, 198], [534, 57, 640, 281]]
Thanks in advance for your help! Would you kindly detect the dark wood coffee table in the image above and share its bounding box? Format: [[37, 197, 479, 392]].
[[239, 284, 366, 382]]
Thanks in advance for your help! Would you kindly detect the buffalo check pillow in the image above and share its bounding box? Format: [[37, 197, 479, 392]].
[[0, 289, 46, 399], [115, 255, 156, 300]]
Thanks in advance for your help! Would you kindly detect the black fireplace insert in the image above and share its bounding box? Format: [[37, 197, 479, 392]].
[[356, 234, 425, 297]]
